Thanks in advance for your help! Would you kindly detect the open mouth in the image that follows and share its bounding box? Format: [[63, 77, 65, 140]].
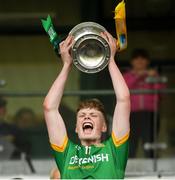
[[82, 122, 93, 134]]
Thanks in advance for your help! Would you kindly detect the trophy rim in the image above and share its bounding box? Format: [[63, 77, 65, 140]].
[[69, 22, 107, 38], [72, 34, 110, 74], [69, 22, 111, 73]]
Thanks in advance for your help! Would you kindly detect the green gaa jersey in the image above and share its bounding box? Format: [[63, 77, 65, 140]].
[[51, 131, 129, 179]]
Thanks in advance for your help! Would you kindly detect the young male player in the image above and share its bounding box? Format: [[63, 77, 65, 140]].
[[43, 31, 130, 179]]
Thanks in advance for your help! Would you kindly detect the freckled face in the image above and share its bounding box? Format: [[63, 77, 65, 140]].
[[75, 108, 107, 141]]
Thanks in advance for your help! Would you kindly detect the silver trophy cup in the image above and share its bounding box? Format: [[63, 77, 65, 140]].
[[69, 22, 111, 73]]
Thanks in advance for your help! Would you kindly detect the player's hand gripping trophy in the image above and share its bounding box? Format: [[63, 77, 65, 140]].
[[41, 0, 127, 73]]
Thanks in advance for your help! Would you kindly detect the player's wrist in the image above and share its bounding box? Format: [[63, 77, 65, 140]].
[[108, 58, 116, 68], [63, 61, 72, 69]]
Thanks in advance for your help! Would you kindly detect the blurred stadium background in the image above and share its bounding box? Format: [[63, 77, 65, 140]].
[[0, 0, 175, 179]]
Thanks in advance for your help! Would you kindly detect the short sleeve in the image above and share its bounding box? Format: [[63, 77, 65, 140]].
[[109, 131, 130, 178], [50, 136, 70, 174]]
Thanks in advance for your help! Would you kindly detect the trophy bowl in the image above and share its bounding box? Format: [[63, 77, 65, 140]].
[[69, 22, 111, 73]]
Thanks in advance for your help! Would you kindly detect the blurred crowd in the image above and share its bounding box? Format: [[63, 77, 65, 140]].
[[0, 96, 37, 160], [123, 49, 167, 158], [0, 48, 168, 161]]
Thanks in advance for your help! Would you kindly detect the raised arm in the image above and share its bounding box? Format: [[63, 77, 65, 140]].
[[43, 35, 74, 146], [101, 32, 130, 139]]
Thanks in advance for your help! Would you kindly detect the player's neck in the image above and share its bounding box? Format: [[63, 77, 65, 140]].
[[81, 139, 101, 146]]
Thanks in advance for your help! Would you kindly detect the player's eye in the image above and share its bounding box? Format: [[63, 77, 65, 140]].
[[78, 114, 84, 118], [91, 114, 98, 117]]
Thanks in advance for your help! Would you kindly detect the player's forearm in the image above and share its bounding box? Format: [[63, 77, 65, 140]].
[[43, 63, 71, 110], [108, 58, 130, 101], [109, 58, 130, 138]]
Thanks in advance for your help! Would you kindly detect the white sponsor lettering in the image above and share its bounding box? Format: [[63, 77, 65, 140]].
[[82, 158, 88, 164], [88, 156, 94, 163], [101, 153, 109, 162], [69, 155, 78, 164], [69, 154, 109, 165], [96, 154, 101, 162], [69, 156, 75, 164]]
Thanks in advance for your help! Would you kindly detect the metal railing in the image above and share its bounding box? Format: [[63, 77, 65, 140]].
[[0, 88, 174, 175], [0, 88, 175, 97]]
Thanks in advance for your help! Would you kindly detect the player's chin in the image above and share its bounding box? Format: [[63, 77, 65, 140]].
[[79, 132, 94, 140], [82, 134, 94, 140], [80, 133, 93, 140], [81, 132, 101, 141]]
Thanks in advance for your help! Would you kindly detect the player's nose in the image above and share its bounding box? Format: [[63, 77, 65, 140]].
[[84, 114, 90, 120]]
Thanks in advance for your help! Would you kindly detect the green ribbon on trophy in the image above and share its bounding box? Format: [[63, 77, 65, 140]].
[[41, 15, 61, 55]]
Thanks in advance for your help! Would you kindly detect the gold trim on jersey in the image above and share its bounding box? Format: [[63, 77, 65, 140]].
[[112, 131, 129, 147], [50, 136, 68, 152]]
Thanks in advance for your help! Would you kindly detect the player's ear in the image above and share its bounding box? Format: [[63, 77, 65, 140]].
[[75, 126, 78, 133], [102, 122, 107, 132], [75, 117, 78, 133]]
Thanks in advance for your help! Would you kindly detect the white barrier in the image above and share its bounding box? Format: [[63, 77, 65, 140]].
[[0, 158, 175, 178]]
